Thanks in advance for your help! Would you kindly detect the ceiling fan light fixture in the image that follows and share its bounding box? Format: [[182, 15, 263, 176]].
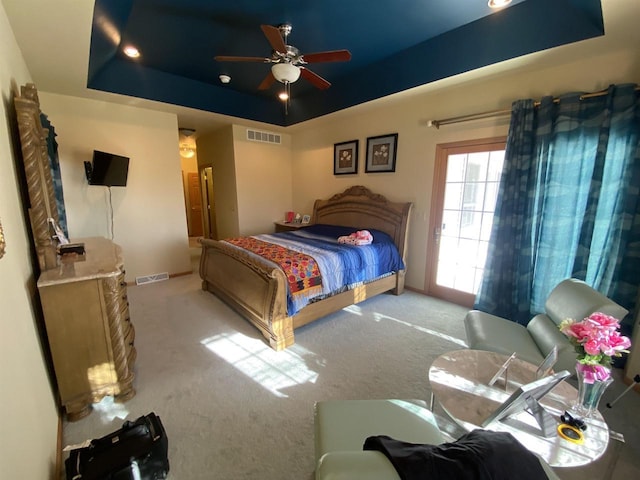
[[271, 63, 301, 84], [488, 0, 512, 8], [179, 128, 196, 137]]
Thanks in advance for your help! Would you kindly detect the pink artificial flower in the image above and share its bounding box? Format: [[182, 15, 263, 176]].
[[583, 338, 602, 356], [562, 321, 593, 342], [561, 311, 631, 369], [587, 312, 620, 331], [604, 332, 632, 354]]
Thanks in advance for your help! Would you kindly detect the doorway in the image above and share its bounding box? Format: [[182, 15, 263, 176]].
[[187, 172, 204, 237], [426, 137, 506, 307], [201, 166, 218, 240]]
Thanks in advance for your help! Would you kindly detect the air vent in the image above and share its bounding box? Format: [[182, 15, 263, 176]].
[[246, 129, 281, 145], [135, 272, 169, 286]]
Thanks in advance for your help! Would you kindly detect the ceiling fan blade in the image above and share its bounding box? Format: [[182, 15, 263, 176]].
[[300, 68, 331, 90], [215, 55, 270, 63], [302, 50, 352, 63], [261, 24, 287, 53], [258, 71, 276, 90]]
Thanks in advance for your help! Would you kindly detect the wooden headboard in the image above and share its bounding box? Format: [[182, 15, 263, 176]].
[[14, 83, 62, 270], [311, 186, 412, 260]]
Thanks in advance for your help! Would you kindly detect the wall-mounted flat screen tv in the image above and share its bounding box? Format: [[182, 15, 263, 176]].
[[86, 150, 130, 187]]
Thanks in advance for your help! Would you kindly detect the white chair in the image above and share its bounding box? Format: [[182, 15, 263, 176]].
[[314, 399, 560, 479]]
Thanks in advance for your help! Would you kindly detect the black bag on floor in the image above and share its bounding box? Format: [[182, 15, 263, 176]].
[[65, 412, 169, 480]]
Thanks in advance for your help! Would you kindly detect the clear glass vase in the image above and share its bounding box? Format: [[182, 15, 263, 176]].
[[573, 363, 613, 417]]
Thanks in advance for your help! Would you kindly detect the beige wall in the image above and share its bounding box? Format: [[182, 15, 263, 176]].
[[197, 125, 292, 238], [232, 124, 292, 235], [290, 48, 640, 291], [0, 3, 59, 478], [37, 92, 192, 281]]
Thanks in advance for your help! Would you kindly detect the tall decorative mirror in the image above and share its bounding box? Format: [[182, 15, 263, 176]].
[[14, 83, 67, 271]]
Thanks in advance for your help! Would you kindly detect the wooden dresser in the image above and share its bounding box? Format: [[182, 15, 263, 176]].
[[38, 237, 136, 420]]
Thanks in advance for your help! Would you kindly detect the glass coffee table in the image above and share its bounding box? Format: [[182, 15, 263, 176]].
[[428, 349, 610, 468]]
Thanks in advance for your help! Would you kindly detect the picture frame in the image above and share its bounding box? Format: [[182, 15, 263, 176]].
[[301, 214, 311, 224], [365, 133, 398, 173], [481, 370, 571, 437], [333, 140, 359, 175]]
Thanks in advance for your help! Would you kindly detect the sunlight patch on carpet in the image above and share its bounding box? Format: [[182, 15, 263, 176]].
[[90, 395, 130, 423], [201, 332, 319, 397], [343, 304, 364, 315], [372, 312, 468, 347]]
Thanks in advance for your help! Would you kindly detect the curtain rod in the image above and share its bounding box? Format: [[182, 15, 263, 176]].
[[427, 86, 640, 129]]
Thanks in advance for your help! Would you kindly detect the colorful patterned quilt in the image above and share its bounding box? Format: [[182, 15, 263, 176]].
[[222, 224, 404, 316], [225, 237, 323, 299]]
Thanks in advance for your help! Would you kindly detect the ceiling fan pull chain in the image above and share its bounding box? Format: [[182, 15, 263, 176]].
[[284, 82, 290, 115]]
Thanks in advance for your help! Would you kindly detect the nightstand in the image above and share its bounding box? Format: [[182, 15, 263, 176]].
[[274, 221, 310, 233]]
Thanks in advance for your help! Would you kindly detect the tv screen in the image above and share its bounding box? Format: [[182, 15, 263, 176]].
[[89, 150, 129, 187]]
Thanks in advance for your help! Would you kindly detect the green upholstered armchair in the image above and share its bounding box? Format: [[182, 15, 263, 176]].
[[464, 278, 629, 373]]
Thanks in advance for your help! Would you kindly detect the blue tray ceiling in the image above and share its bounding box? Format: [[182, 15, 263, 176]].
[[87, 0, 604, 126]]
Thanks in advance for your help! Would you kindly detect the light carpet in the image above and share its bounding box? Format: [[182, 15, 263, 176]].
[[62, 269, 640, 479]]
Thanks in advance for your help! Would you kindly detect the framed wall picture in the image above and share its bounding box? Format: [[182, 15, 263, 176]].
[[365, 133, 398, 173], [334, 140, 359, 175]]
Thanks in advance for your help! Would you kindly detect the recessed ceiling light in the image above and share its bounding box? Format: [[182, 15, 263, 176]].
[[488, 0, 512, 8], [278, 92, 289, 101], [123, 45, 140, 58]]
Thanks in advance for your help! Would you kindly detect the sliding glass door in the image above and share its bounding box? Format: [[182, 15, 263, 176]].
[[426, 138, 506, 306]]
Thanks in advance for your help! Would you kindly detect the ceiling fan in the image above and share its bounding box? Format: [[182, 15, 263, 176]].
[[215, 24, 351, 92]]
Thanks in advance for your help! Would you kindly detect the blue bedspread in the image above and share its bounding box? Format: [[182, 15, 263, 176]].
[[254, 224, 405, 316]]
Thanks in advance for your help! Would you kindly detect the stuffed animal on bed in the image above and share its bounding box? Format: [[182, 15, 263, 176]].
[[337, 230, 374, 246]]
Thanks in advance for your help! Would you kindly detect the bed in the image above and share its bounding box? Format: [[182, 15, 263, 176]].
[[199, 186, 412, 350]]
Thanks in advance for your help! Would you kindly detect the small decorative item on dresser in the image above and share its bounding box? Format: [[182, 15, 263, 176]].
[[559, 312, 631, 416], [59, 242, 86, 256]]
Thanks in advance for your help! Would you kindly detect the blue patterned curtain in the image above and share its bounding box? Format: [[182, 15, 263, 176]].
[[475, 84, 640, 327]]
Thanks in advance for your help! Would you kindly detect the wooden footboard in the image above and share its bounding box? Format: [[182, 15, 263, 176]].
[[200, 237, 405, 350], [200, 186, 412, 351], [199, 238, 294, 350]]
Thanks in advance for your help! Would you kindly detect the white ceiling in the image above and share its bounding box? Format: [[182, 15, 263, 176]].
[[3, 0, 639, 137]]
